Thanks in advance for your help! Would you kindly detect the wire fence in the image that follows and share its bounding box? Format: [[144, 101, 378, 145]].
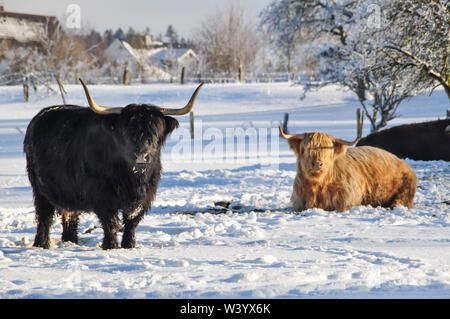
[[0, 70, 322, 86]]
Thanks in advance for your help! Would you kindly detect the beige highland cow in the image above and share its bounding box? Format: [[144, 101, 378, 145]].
[[279, 126, 417, 212]]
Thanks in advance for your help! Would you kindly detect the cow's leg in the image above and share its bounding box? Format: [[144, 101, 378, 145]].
[[97, 212, 120, 250], [33, 193, 55, 249], [61, 210, 80, 244], [121, 207, 146, 248], [290, 191, 306, 212]]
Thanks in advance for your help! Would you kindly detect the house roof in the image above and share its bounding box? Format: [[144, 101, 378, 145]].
[[105, 39, 199, 65], [104, 38, 139, 60], [0, 8, 59, 43], [147, 48, 198, 63], [104, 39, 172, 80]]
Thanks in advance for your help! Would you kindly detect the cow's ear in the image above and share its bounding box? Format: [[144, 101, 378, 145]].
[[288, 139, 303, 156], [333, 142, 347, 157], [164, 116, 179, 135]]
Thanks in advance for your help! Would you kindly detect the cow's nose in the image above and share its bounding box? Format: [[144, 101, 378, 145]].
[[313, 161, 323, 170]]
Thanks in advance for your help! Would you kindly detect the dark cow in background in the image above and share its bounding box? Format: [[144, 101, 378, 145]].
[[24, 80, 204, 249], [356, 119, 450, 161]]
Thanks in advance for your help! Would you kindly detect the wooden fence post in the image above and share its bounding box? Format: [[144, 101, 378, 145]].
[[123, 67, 131, 85], [23, 83, 29, 102], [282, 113, 289, 134], [238, 61, 244, 83], [190, 112, 194, 140], [356, 108, 364, 138], [291, 67, 298, 82], [56, 73, 67, 105], [180, 67, 185, 85]]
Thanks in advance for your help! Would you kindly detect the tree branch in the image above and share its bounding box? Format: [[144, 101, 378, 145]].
[[383, 43, 450, 98]]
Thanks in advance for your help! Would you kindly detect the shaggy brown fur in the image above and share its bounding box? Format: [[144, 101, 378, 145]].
[[287, 132, 417, 212]]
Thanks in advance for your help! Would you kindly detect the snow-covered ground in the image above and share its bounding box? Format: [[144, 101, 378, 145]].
[[0, 82, 448, 298]]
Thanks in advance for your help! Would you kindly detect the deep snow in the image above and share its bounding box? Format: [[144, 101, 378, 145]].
[[0, 82, 448, 298]]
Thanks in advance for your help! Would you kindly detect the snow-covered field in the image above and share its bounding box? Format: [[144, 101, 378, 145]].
[[0, 82, 448, 298]]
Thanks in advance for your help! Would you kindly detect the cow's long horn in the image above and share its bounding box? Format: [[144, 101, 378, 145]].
[[159, 82, 204, 116], [79, 78, 122, 115], [334, 136, 359, 146], [278, 125, 304, 140]]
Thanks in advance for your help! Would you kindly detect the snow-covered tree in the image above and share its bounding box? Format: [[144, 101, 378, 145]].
[[0, 17, 104, 97], [310, 0, 416, 131], [260, 0, 448, 132], [381, 0, 449, 99], [260, 0, 356, 52], [35, 18, 83, 84]]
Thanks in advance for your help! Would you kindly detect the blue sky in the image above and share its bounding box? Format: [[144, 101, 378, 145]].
[[3, 0, 272, 37]]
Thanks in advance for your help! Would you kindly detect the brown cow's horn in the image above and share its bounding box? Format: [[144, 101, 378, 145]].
[[158, 82, 204, 116], [334, 136, 360, 146], [79, 78, 122, 115], [278, 125, 304, 140]]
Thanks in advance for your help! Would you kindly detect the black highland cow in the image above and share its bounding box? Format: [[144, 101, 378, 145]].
[[24, 80, 204, 249], [356, 119, 450, 161]]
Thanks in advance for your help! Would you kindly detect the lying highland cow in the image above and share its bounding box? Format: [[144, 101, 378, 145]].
[[279, 126, 417, 211]]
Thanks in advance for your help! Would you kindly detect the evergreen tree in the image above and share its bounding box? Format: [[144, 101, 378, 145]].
[[113, 27, 125, 40], [165, 25, 179, 46], [103, 29, 114, 45]]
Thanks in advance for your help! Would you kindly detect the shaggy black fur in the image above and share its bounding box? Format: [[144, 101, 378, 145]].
[[356, 119, 450, 161], [24, 104, 179, 249]]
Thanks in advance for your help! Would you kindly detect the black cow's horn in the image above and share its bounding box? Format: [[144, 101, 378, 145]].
[[79, 78, 122, 114], [80, 79, 204, 116], [159, 82, 204, 116]]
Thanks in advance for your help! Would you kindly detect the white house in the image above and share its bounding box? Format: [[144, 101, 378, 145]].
[[104, 38, 199, 82], [147, 47, 199, 70], [104, 39, 171, 82]]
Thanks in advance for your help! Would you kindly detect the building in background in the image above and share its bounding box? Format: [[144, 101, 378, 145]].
[[104, 38, 199, 82], [104, 38, 171, 82], [0, 5, 59, 49]]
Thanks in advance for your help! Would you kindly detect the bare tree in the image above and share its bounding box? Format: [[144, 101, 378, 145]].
[[0, 17, 87, 87], [34, 18, 89, 85], [194, 1, 260, 80]]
